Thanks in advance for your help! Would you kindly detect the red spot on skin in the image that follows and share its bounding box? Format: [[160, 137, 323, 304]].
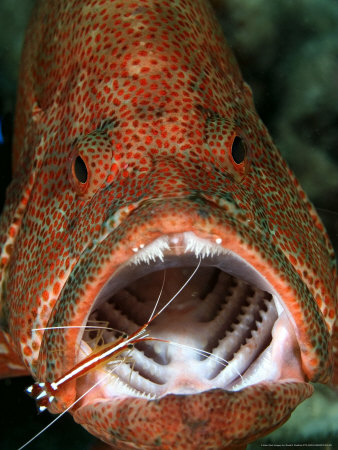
[[24, 346, 32, 357], [53, 282, 61, 295]]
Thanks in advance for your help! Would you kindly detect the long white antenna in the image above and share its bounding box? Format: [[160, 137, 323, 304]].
[[153, 256, 201, 319], [18, 366, 118, 450], [148, 270, 167, 323]]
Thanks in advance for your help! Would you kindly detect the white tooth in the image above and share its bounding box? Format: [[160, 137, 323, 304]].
[[184, 232, 225, 258], [129, 236, 170, 265], [146, 392, 156, 400]]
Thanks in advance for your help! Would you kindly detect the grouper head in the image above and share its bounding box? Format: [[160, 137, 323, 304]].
[[1, 0, 336, 448]]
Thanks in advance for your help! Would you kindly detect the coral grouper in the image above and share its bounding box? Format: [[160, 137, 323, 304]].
[[0, 0, 337, 449]]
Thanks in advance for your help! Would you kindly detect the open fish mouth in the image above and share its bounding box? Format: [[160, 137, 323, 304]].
[[77, 232, 304, 400]]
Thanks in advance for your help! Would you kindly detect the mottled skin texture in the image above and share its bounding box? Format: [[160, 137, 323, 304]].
[[0, 0, 337, 449]]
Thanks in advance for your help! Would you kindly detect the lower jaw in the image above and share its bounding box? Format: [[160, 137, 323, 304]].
[[73, 381, 313, 449]]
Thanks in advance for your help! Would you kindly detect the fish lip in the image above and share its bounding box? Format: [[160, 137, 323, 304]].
[[69, 232, 305, 404], [72, 380, 314, 448]]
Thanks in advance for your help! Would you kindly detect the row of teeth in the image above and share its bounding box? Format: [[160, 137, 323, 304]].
[[129, 232, 225, 264], [105, 369, 156, 400]]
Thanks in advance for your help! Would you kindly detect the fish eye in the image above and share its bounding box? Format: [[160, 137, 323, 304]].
[[74, 155, 88, 184], [231, 136, 246, 165]]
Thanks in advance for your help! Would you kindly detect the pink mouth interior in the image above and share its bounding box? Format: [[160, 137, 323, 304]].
[[77, 232, 304, 401]]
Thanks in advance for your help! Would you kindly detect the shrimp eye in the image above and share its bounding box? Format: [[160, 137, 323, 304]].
[[74, 155, 88, 184], [231, 136, 246, 165]]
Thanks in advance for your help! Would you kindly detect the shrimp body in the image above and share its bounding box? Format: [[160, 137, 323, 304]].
[[26, 327, 164, 411], [26, 334, 139, 411]]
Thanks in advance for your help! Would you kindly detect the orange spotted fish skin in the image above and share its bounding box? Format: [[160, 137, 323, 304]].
[[0, 0, 337, 449]]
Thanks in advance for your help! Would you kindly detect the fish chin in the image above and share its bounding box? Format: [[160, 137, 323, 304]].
[[73, 232, 306, 403]]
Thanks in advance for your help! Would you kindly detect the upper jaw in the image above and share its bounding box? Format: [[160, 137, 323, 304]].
[[71, 231, 305, 406]]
